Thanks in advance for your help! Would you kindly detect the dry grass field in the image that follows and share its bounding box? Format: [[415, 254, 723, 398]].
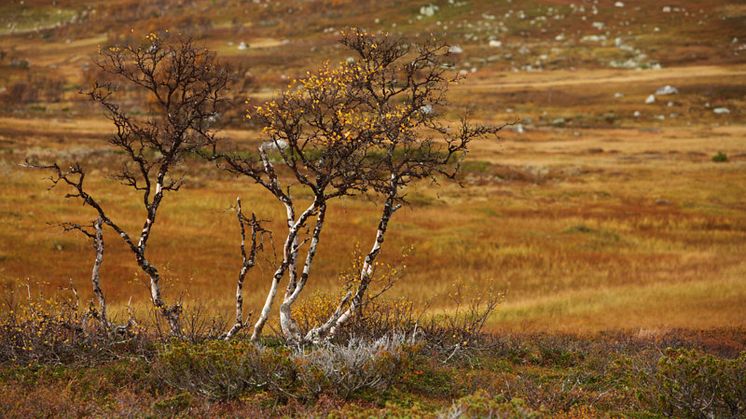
[[2, 0, 744, 335], [0, 1, 745, 415]]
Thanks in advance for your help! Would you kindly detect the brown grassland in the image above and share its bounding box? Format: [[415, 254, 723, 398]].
[[0, 0, 745, 416]]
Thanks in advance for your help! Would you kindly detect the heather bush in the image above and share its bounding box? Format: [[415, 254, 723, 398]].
[[438, 390, 542, 419], [153, 332, 417, 402], [644, 349, 746, 418], [0, 292, 149, 364]]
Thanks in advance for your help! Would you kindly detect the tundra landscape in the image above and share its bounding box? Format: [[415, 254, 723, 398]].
[[0, 0, 745, 417]]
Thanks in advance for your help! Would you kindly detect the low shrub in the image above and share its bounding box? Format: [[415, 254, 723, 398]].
[[153, 333, 417, 402], [712, 151, 728, 163], [651, 349, 745, 418], [0, 295, 150, 364], [153, 340, 296, 401], [437, 390, 542, 418], [295, 333, 414, 399]]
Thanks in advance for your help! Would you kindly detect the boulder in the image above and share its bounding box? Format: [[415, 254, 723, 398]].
[[655, 85, 678, 95], [419, 4, 438, 17]]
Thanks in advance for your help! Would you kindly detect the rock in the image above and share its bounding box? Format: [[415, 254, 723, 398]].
[[551, 117, 567, 127], [512, 123, 525, 134], [615, 1, 624, 7], [645, 95, 656, 104], [260, 139, 288, 151], [713, 107, 730, 115], [662, 6, 671, 12], [633, 111, 641, 118], [614, 92, 624, 98], [655, 85, 678, 95], [554, 33, 565, 41], [448, 45, 464, 54], [419, 104, 433, 114], [419, 4, 438, 17], [609, 58, 641, 69], [237, 41, 248, 50], [581, 35, 606, 43], [592, 21, 605, 30], [488, 40, 502, 48]]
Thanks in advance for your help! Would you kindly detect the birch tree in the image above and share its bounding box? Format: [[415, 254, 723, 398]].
[[58, 218, 108, 330], [24, 33, 230, 337], [222, 28, 504, 344]]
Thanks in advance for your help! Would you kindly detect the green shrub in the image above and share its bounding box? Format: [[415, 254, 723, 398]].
[[154, 334, 417, 402], [153, 340, 296, 401], [638, 349, 746, 418], [438, 390, 542, 418], [152, 392, 192, 416], [712, 151, 728, 162]]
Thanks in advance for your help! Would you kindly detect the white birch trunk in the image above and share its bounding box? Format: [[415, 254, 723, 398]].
[[224, 197, 257, 339], [306, 188, 399, 343], [91, 217, 108, 328], [250, 200, 320, 341], [280, 203, 326, 343]]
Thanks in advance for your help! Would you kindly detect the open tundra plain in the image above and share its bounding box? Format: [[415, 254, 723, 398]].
[[0, 0, 745, 416]]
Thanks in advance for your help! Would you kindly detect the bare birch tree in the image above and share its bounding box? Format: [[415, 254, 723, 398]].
[[24, 33, 230, 337], [222, 28, 505, 344], [59, 218, 108, 330], [222, 197, 269, 340]]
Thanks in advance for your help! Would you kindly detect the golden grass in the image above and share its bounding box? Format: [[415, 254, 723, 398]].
[[2, 116, 745, 335], [1, 0, 745, 336]]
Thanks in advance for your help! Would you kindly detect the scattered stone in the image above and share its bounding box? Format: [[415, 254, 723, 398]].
[[581, 35, 606, 43], [448, 45, 464, 54], [614, 92, 624, 98], [551, 117, 567, 127], [592, 21, 605, 30], [645, 95, 656, 104], [488, 40, 502, 48], [655, 85, 678, 95], [237, 41, 248, 50], [614, 1, 625, 7], [420, 4, 438, 17], [713, 107, 731, 115], [260, 139, 288, 151], [633, 111, 641, 118], [662, 6, 671, 13]]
